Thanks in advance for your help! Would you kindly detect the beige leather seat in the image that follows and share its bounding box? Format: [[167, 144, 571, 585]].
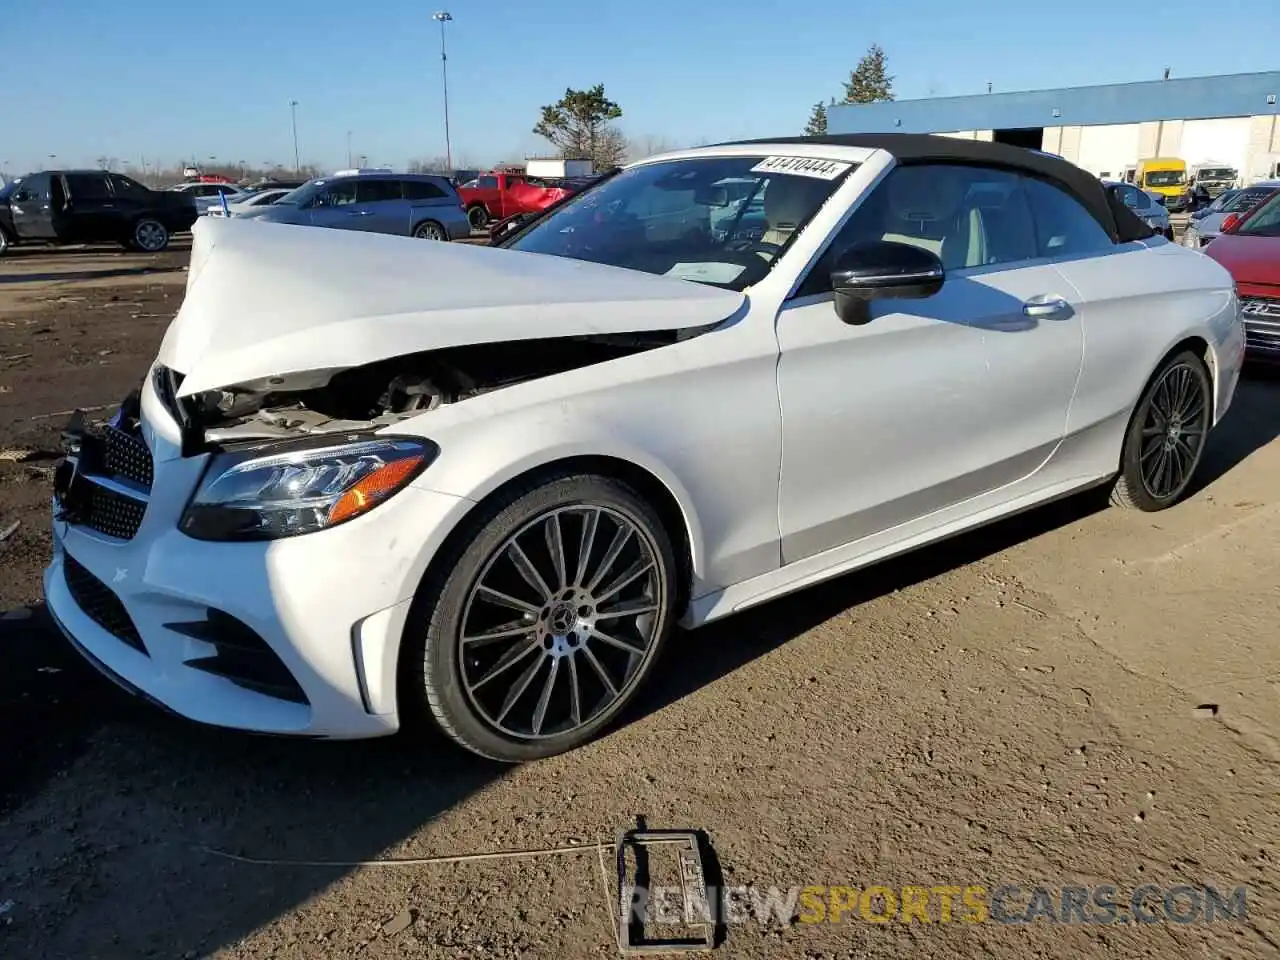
[[759, 177, 834, 249], [878, 168, 989, 269]]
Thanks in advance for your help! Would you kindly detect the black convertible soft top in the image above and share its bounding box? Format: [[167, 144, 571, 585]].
[[720, 133, 1154, 243]]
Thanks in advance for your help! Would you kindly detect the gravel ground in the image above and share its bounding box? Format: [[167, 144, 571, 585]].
[[2, 241, 1279, 959]]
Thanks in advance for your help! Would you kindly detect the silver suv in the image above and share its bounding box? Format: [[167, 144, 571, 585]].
[[254, 171, 471, 241]]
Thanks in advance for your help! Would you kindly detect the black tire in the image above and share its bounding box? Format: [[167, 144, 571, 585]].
[[404, 471, 678, 762], [1109, 350, 1211, 511], [0, 226, 10, 257], [412, 220, 448, 241], [130, 218, 169, 252], [467, 205, 489, 230]]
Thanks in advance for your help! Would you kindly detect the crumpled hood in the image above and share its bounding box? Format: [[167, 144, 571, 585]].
[[163, 217, 746, 397]]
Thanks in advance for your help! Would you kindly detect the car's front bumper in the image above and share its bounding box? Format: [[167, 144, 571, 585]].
[[1241, 295, 1280, 362], [45, 405, 473, 738]]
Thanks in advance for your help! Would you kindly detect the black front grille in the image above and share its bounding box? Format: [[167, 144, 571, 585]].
[[82, 484, 148, 540], [103, 425, 154, 489], [54, 418, 154, 542], [63, 554, 147, 654]]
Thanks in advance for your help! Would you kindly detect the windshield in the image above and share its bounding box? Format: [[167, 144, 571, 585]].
[[1197, 168, 1235, 180], [274, 180, 323, 206], [1144, 170, 1186, 187], [503, 156, 853, 290], [1224, 189, 1272, 213], [1236, 192, 1280, 237]]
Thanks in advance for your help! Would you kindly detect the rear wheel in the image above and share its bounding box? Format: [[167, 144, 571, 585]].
[[1109, 350, 1211, 511], [406, 472, 678, 762], [412, 220, 447, 241], [467, 205, 489, 230], [131, 218, 169, 252]]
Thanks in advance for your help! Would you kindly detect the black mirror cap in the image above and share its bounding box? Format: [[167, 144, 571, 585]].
[[830, 240, 944, 325]]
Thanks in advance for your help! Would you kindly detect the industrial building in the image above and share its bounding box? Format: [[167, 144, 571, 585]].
[[829, 71, 1280, 184]]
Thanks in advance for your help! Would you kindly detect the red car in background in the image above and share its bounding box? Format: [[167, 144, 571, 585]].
[[458, 172, 576, 230], [1206, 190, 1280, 362]]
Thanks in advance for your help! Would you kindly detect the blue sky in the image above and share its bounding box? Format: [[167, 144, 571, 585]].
[[0, 0, 1275, 175]]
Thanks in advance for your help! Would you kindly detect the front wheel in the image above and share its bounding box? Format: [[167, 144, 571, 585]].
[[1109, 350, 1211, 511], [131, 218, 169, 252], [467, 205, 489, 230], [412, 220, 447, 241], [407, 473, 678, 762], [0, 226, 10, 256]]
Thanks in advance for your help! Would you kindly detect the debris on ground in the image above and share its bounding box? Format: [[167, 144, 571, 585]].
[[382, 909, 415, 936]]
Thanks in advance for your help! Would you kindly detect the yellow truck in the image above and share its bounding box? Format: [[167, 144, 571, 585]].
[[1136, 158, 1189, 211]]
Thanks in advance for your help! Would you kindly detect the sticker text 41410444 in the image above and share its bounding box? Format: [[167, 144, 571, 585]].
[[749, 156, 853, 180]]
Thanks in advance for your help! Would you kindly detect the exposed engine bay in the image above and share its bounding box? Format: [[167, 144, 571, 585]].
[[163, 332, 695, 450]]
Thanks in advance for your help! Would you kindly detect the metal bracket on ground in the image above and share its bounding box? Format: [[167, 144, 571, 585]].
[[616, 829, 716, 953]]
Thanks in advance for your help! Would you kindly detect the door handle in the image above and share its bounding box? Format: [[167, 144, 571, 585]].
[[1022, 296, 1073, 319]]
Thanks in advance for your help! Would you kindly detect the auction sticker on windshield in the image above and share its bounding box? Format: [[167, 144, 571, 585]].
[[750, 156, 852, 180]]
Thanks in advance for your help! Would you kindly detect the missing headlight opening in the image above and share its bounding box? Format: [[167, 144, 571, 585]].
[[172, 331, 699, 450]]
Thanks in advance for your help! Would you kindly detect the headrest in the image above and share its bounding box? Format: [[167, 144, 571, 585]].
[[763, 177, 830, 230], [886, 167, 966, 224]]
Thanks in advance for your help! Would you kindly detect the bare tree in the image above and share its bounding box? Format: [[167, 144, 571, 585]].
[[627, 134, 679, 161], [408, 156, 453, 174]]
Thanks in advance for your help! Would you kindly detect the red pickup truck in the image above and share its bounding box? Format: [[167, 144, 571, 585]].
[[457, 173, 574, 230]]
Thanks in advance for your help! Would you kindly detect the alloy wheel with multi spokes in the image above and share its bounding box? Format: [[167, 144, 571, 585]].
[[1111, 351, 1211, 511], [132, 219, 169, 252], [413, 220, 447, 241], [409, 474, 677, 761]]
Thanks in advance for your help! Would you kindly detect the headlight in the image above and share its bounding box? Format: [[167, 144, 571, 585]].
[[180, 436, 436, 541]]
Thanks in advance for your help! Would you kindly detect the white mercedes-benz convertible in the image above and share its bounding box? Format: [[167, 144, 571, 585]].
[[46, 135, 1244, 761]]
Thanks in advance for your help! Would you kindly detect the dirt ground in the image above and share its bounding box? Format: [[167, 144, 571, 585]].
[[2, 239, 1280, 960]]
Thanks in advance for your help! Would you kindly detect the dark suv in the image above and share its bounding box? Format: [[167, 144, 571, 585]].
[[0, 170, 198, 255]]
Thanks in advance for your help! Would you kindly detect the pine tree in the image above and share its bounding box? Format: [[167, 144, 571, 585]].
[[804, 102, 828, 137], [843, 43, 894, 103]]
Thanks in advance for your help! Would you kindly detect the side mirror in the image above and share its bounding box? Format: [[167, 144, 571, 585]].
[[1220, 212, 1241, 234], [829, 240, 944, 325]]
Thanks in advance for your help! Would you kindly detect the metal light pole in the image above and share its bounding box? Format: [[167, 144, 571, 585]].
[[432, 11, 453, 171], [289, 100, 301, 173], [346, 130, 353, 168]]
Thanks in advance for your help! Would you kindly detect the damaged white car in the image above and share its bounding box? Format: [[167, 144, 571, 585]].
[[46, 135, 1244, 761]]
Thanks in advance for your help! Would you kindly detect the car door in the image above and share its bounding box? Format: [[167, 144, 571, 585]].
[[109, 174, 156, 229], [308, 179, 360, 229], [775, 163, 1084, 563], [1022, 176, 1176, 447], [403, 177, 451, 230], [352, 177, 405, 233], [9, 173, 58, 239], [62, 172, 118, 241]]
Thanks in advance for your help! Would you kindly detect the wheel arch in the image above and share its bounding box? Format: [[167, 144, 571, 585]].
[[411, 454, 699, 620], [393, 453, 700, 727], [1154, 334, 1216, 416], [412, 217, 446, 238], [1116, 334, 1214, 469]]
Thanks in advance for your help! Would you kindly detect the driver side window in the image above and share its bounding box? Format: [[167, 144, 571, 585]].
[[316, 181, 358, 207], [794, 164, 1037, 298]]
